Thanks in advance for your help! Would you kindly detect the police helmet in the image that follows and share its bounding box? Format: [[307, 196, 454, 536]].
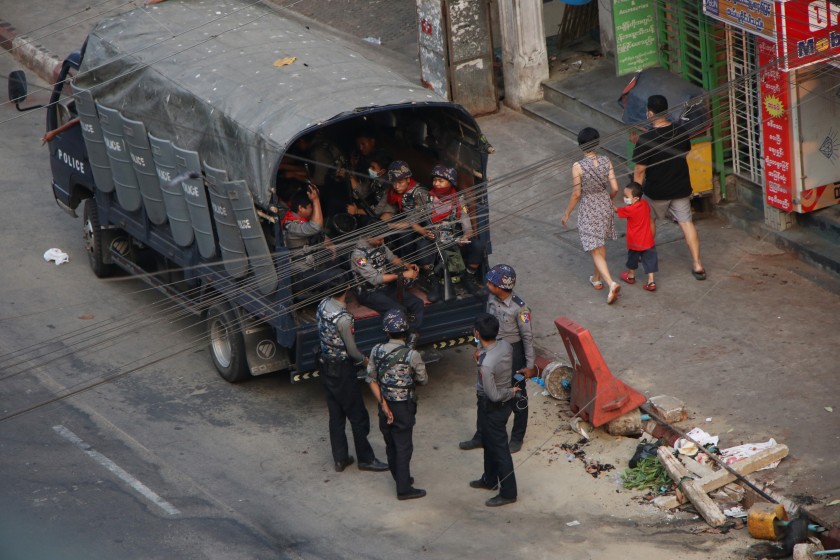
[[330, 212, 357, 236], [485, 264, 516, 290], [388, 160, 412, 182], [431, 164, 457, 187], [382, 309, 410, 334]]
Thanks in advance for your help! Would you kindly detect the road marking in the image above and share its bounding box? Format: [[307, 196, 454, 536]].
[[52, 425, 180, 516]]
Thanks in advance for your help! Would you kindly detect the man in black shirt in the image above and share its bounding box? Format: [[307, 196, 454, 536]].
[[633, 95, 706, 280]]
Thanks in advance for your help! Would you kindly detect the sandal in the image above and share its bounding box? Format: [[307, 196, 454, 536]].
[[691, 268, 707, 281], [643, 281, 657, 292], [589, 275, 604, 290], [607, 282, 620, 304], [620, 271, 636, 285]]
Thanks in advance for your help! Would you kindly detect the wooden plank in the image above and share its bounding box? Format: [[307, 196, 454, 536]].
[[655, 444, 789, 510], [658, 447, 726, 527]]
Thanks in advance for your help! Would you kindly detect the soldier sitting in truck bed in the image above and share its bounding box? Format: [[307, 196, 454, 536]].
[[282, 183, 347, 302]]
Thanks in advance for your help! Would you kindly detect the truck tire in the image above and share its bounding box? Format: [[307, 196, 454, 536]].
[[83, 199, 116, 278], [206, 301, 251, 383]]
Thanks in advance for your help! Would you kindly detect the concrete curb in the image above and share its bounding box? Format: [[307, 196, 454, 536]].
[[0, 19, 63, 86]]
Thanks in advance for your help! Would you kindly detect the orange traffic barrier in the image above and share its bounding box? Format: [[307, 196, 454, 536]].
[[554, 317, 647, 427]]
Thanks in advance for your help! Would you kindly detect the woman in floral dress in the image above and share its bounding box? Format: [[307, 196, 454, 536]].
[[561, 127, 621, 304]]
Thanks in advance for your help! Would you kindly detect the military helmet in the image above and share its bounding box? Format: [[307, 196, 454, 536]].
[[388, 160, 412, 181], [431, 164, 457, 187], [330, 212, 357, 235], [486, 264, 516, 290], [382, 308, 410, 333]]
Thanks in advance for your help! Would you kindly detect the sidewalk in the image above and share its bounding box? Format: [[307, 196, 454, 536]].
[[1, 0, 838, 535]]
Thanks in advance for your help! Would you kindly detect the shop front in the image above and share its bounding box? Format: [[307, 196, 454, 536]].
[[705, 0, 840, 214]]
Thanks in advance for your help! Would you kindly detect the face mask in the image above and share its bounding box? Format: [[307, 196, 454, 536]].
[[368, 168, 380, 178], [623, 197, 634, 205], [473, 336, 480, 346]]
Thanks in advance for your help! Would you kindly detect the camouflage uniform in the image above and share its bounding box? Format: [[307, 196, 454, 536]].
[[367, 339, 427, 495], [315, 296, 376, 468], [350, 239, 424, 332]]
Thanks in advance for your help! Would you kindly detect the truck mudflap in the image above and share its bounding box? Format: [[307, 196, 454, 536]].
[[96, 103, 143, 212], [226, 180, 278, 296], [71, 85, 114, 193], [148, 134, 195, 247], [242, 316, 290, 376], [122, 115, 169, 226], [174, 147, 216, 259]]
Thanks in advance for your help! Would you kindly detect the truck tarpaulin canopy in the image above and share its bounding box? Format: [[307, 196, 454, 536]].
[[74, 0, 476, 208]]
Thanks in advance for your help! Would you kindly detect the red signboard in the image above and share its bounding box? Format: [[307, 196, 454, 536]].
[[758, 38, 795, 212], [775, 0, 840, 71]]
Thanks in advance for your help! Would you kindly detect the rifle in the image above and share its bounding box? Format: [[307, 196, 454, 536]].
[[429, 228, 456, 303], [392, 265, 407, 305]]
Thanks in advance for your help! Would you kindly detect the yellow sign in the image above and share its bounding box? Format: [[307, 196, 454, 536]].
[[702, 0, 775, 41]]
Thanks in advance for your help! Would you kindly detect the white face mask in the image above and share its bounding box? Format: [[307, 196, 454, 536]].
[[368, 168, 380, 178], [623, 197, 634, 205]]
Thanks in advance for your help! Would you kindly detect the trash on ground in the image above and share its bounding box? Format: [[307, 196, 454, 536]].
[[570, 417, 591, 440], [585, 460, 615, 478], [825, 406, 834, 413], [273, 56, 296, 68], [566, 520, 580, 527], [724, 505, 749, 518], [675, 438, 699, 457], [685, 427, 719, 447], [43, 248, 69, 265], [363, 36, 381, 45], [628, 441, 660, 469], [622, 455, 671, 491], [720, 438, 781, 470]]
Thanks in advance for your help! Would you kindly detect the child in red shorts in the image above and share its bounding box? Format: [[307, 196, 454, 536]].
[[615, 182, 658, 291]]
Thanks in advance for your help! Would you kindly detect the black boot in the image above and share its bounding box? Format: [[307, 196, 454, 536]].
[[461, 269, 486, 297], [418, 269, 441, 303]]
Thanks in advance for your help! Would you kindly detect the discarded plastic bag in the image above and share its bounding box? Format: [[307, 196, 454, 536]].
[[43, 248, 69, 265], [629, 441, 660, 468]]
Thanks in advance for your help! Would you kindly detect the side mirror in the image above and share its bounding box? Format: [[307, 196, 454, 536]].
[[8, 70, 43, 111]]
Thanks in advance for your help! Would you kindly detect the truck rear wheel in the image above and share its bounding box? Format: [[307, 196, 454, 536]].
[[206, 301, 251, 383], [83, 199, 116, 278]]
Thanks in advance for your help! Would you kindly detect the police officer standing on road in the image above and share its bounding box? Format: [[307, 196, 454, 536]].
[[460, 264, 535, 454], [366, 309, 428, 501], [316, 274, 389, 474], [469, 313, 518, 507]]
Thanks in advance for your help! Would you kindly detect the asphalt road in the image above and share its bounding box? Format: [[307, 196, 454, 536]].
[[0, 50, 761, 560], [1, 3, 839, 557]]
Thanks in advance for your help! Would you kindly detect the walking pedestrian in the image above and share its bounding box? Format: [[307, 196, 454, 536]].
[[616, 181, 658, 291], [632, 94, 706, 280], [459, 264, 534, 454], [316, 274, 389, 474], [469, 313, 518, 507], [366, 309, 428, 501], [561, 127, 621, 304]]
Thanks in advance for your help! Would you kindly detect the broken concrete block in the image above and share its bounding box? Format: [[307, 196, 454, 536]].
[[606, 409, 642, 437], [648, 395, 688, 423]]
